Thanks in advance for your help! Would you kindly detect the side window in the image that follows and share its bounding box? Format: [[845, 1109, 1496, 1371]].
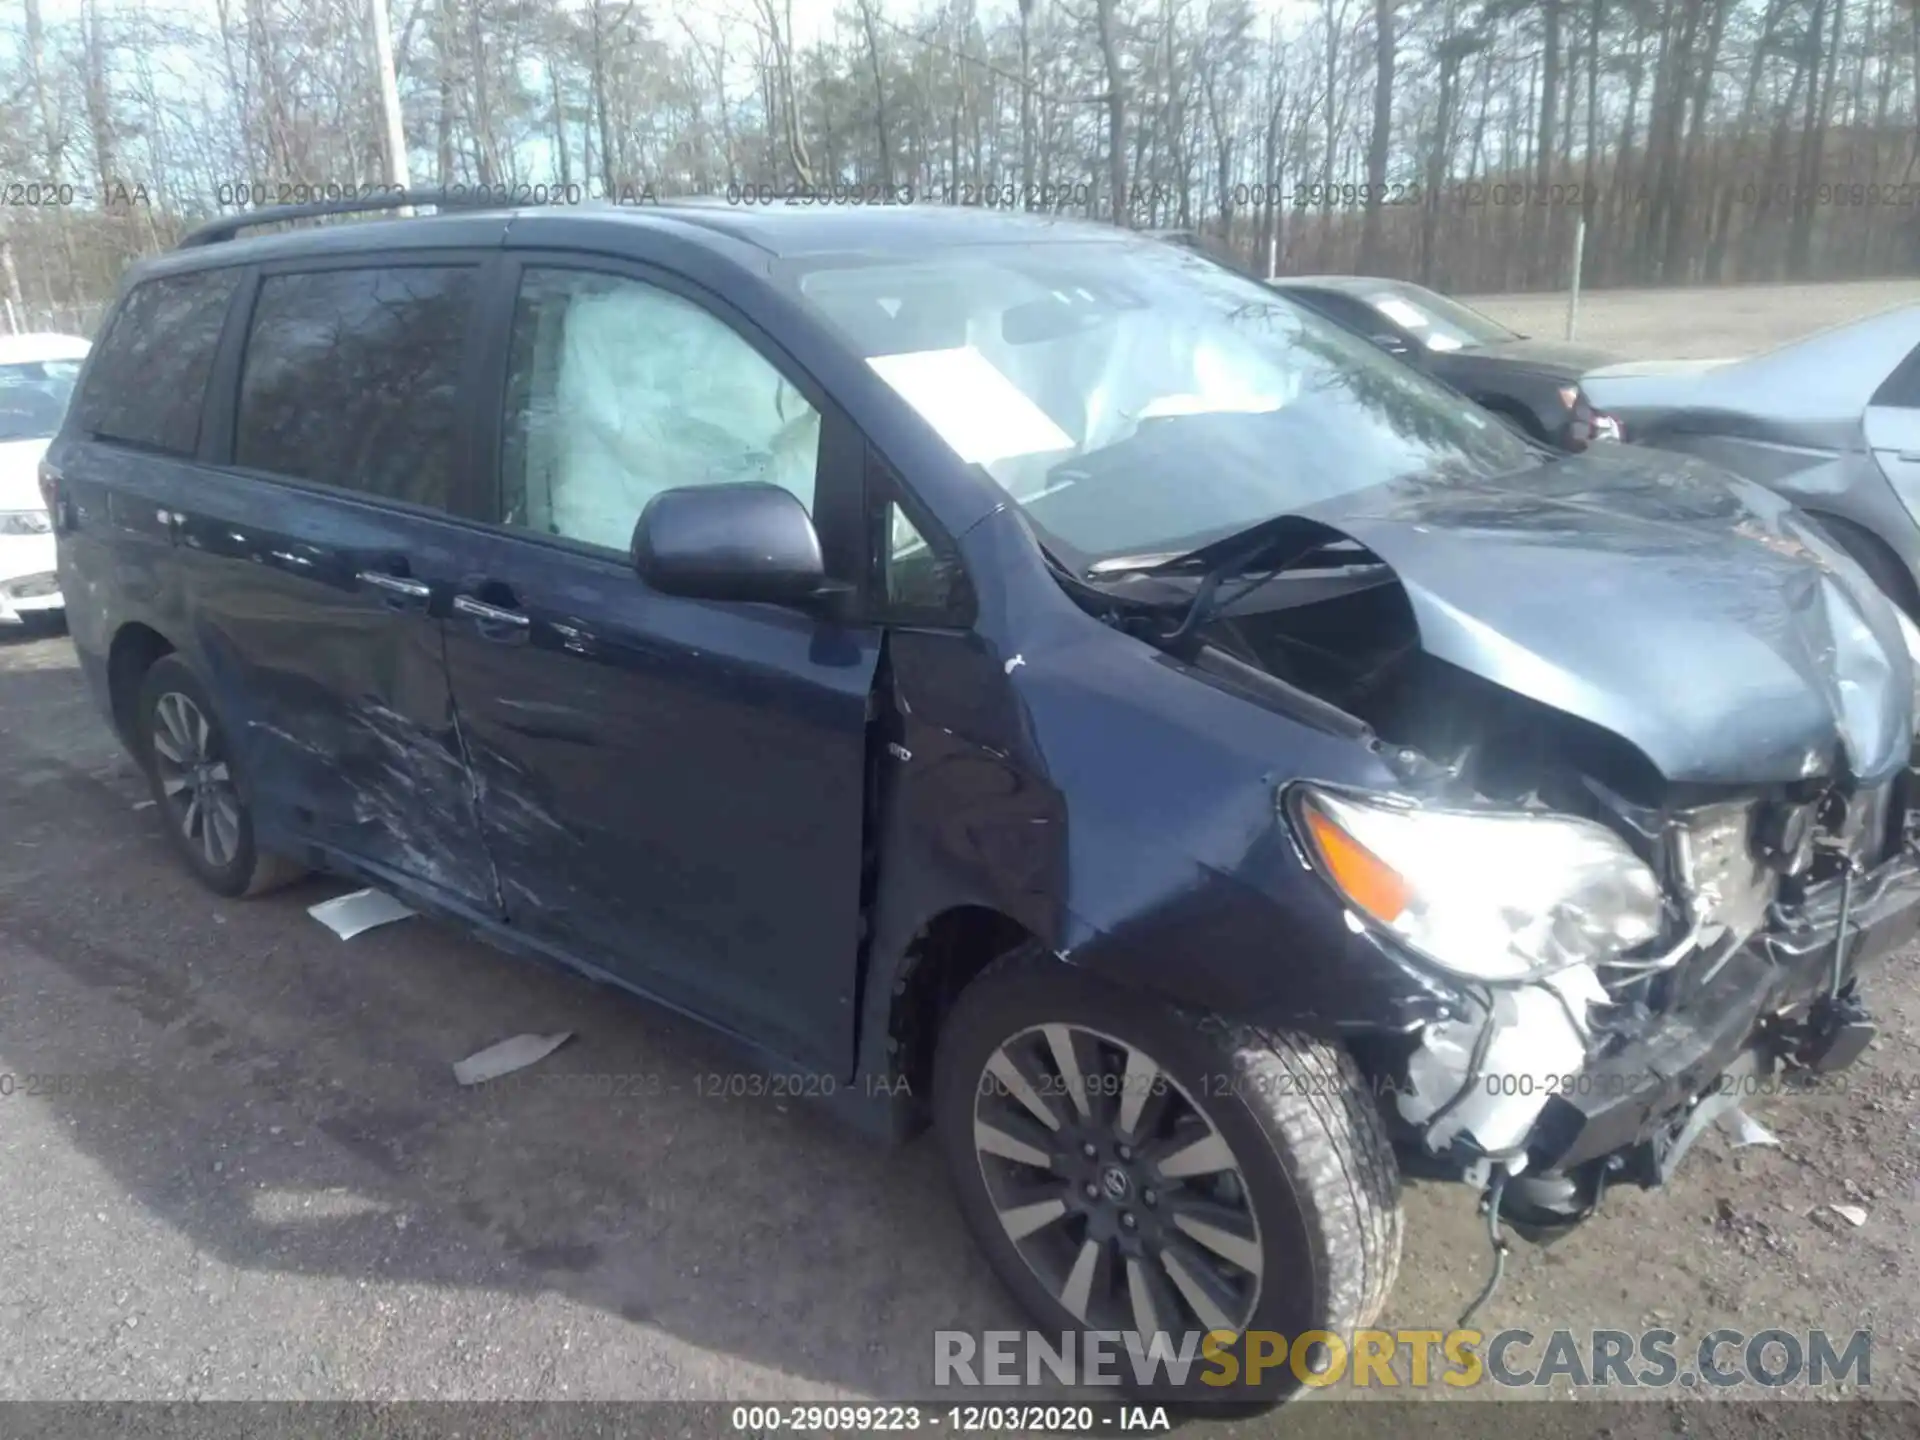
[[501, 267, 820, 553], [877, 491, 969, 620], [1328, 295, 1408, 348], [74, 269, 239, 455], [1871, 344, 1920, 410], [235, 266, 475, 508]]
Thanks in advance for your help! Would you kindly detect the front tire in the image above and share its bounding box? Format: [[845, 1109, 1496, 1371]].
[[933, 947, 1401, 1405], [137, 654, 303, 898]]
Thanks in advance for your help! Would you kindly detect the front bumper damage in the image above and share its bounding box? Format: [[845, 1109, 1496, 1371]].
[[1393, 841, 1920, 1235]]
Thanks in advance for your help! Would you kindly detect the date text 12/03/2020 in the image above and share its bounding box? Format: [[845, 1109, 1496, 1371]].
[[1208, 179, 1920, 210], [727, 1405, 1174, 1434]]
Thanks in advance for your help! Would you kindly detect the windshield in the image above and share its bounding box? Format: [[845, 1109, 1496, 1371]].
[[0, 358, 83, 443], [788, 240, 1534, 566], [1360, 284, 1519, 353]]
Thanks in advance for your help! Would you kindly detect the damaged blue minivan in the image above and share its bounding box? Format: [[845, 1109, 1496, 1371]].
[[46, 195, 1920, 1400]]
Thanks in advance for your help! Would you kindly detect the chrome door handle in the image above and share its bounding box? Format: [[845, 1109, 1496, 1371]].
[[357, 570, 432, 598], [453, 593, 530, 627]]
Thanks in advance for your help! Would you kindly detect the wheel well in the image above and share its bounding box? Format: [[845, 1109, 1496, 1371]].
[[1805, 510, 1920, 621], [107, 623, 174, 750], [888, 905, 1035, 1106]]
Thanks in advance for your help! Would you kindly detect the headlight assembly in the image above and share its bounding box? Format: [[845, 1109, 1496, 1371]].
[[0, 510, 52, 536], [1292, 786, 1665, 983]]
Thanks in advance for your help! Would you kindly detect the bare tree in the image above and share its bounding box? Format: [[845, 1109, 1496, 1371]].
[[3, 0, 1918, 326], [1092, 0, 1129, 224], [1358, 0, 1394, 270]]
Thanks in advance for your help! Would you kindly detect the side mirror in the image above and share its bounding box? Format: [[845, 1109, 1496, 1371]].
[[631, 482, 827, 608]]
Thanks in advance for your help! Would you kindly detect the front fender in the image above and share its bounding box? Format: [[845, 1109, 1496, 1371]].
[[857, 510, 1470, 1087], [1054, 822, 1469, 1036]]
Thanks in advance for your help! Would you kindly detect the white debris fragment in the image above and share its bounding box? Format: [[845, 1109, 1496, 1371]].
[[1830, 1203, 1869, 1227], [1722, 1108, 1781, 1149], [132, 799, 156, 811], [453, 1032, 574, 1087], [307, 888, 416, 939], [1004, 654, 1026, 674]]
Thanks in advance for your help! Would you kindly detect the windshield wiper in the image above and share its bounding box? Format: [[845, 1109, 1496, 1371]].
[[1086, 549, 1197, 577], [1160, 528, 1343, 648], [1123, 531, 1366, 582]]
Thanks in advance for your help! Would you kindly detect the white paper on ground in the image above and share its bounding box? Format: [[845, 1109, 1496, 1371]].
[[1830, 1203, 1869, 1227], [307, 888, 417, 940], [453, 1032, 574, 1087], [1721, 1107, 1781, 1148], [867, 347, 1076, 465]]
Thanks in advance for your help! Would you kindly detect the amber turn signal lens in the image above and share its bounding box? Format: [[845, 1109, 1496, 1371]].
[[1303, 803, 1413, 924]]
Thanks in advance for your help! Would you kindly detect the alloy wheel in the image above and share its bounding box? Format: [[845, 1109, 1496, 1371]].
[[972, 1023, 1262, 1337], [150, 690, 242, 871]]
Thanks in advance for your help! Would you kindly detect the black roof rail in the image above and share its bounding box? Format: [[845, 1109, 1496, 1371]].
[[177, 188, 515, 249]]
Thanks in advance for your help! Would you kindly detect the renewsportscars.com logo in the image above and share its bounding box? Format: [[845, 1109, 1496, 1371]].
[[933, 1327, 1873, 1390]]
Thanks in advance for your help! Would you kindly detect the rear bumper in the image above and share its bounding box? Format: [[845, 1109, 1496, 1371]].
[[1529, 848, 1920, 1176]]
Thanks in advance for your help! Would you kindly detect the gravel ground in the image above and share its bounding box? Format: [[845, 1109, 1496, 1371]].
[[2, 282, 1919, 1421], [1467, 277, 1920, 360]]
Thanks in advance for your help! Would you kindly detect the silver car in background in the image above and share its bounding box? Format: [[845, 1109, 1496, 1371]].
[[1582, 304, 1920, 616]]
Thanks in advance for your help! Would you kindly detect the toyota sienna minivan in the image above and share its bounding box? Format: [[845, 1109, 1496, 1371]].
[[46, 194, 1920, 1402]]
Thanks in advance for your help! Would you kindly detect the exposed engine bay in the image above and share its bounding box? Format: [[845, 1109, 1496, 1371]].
[[1074, 517, 1920, 1252]]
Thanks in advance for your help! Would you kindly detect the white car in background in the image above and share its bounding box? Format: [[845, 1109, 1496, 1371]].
[[0, 332, 89, 626]]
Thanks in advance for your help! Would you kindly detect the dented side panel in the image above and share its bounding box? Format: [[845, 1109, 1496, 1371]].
[[861, 504, 1473, 1067], [439, 524, 880, 1078], [168, 466, 500, 907], [859, 626, 1066, 1065]]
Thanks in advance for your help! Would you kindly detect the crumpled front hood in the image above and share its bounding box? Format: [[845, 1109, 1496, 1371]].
[[1297, 449, 1915, 786]]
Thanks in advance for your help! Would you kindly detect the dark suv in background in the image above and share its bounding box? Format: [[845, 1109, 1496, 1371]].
[[1268, 275, 1621, 451], [45, 195, 1920, 1403]]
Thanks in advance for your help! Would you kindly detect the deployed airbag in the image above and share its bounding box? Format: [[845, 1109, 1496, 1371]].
[[544, 285, 820, 550]]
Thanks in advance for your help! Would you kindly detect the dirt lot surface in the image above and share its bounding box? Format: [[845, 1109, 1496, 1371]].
[[2, 282, 1919, 1427], [1469, 277, 1920, 359]]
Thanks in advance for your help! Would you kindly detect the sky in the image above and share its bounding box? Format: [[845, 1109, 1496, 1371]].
[[31, 0, 989, 44], [31, 0, 1310, 51]]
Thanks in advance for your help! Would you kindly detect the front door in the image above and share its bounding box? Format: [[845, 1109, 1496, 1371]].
[[440, 259, 878, 1072]]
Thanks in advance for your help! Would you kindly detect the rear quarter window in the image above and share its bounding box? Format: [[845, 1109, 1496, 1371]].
[[72, 268, 241, 455]]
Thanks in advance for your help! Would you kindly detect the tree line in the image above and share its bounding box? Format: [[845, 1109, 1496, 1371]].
[[3, 0, 1919, 333]]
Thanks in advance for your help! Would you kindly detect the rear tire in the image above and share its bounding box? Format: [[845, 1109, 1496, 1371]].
[[933, 945, 1401, 1406], [137, 654, 303, 898]]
